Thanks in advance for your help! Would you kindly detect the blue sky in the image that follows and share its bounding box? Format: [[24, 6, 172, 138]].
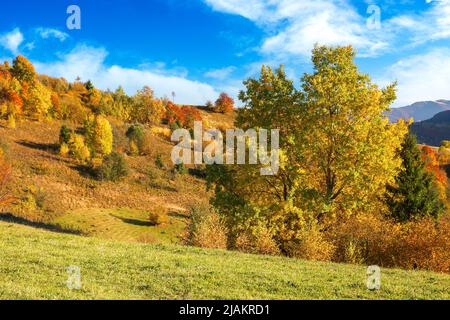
[[0, 0, 449, 107]]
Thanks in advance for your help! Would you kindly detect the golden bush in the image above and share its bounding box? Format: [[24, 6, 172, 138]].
[[186, 205, 228, 250], [283, 226, 335, 262], [148, 206, 169, 226], [235, 225, 280, 256]]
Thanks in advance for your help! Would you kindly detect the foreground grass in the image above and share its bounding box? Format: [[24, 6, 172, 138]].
[[0, 221, 449, 300]]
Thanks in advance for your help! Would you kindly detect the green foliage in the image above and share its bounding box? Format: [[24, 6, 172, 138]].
[[385, 133, 445, 222], [155, 153, 165, 169], [59, 125, 72, 145], [94, 152, 129, 181], [126, 124, 145, 155], [174, 162, 187, 175], [11, 55, 36, 83]]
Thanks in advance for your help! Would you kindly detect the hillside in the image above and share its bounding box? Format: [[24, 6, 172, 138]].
[[410, 110, 450, 146], [0, 110, 234, 244], [389, 100, 450, 123], [0, 220, 449, 300]]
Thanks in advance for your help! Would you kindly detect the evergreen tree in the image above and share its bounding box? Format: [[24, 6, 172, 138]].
[[386, 133, 444, 222]]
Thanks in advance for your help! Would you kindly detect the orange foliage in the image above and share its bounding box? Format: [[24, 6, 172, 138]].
[[421, 146, 448, 200], [165, 102, 202, 128], [215, 92, 234, 113]]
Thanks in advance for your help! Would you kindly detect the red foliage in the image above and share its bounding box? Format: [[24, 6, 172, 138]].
[[165, 102, 202, 128]]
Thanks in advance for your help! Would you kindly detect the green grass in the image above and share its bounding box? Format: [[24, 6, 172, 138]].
[[0, 221, 449, 300], [52, 208, 186, 244]]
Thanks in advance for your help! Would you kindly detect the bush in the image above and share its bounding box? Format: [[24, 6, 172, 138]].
[[186, 205, 228, 249], [59, 125, 72, 145], [59, 143, 70, 157], [155, 153, 165, 169], [174, 162, 187, 175], [93, 152, 129, 181], [235, 225, 280, 256], [126, 124, 145, 155], [148, 206, 169, 225], [283, 226, 335, 262], [68, 134, 91, 163]]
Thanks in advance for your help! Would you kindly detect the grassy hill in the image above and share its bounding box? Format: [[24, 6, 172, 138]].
[[0, 109, 233, 244], [0, 220, 449, 300]]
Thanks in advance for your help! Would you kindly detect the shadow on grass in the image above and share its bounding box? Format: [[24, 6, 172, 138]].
[[16, 140, 59, 153], [111, 214, 154, 227], [0, 213, 83, 235]]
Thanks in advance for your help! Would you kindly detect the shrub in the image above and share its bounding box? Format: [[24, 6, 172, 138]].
[[68, 134, 91, 163], [329, 214, 401, 266], [235, 225, 280, 256], [93, 152, 129, 181], [283, 226, 335, 262], [186, 205, 228, 249], [126, 124, 145, 155], [174, 162, 187, 175], [139, 131, 154, 156], [7, 114, 15, 129], [155, 153, 165, 169], [59, 143, 70, 157], [148, 206, 169, 225], [59, 125, 72, 145], [397, 218, 450, 273]]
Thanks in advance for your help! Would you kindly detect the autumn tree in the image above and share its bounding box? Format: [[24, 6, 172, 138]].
[[85, 115, 113, 157], [208, 45, 408, 249], [132, 86, 165, 124], [11, 55, 36, 83], [421, 145, 448, 201], [215, 92, 234, 113]]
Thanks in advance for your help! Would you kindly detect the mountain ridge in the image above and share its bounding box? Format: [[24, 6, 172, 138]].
[[389, 100, 450, 123]]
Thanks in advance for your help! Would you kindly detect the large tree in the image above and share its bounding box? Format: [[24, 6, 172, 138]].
[[208, 45, 407, 246], [385, 133, 445, 222]]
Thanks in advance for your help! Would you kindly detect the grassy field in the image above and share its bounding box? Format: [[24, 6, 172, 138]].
[[0, 221, 449, 300]]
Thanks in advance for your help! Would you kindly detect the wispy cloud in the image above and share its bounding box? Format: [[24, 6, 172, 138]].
[[377, 48, 450, 107], [33, 45, 220, 105], [0, 28, 24, 54], [36, 28, 69, 42], [205, 66, 236, 80]]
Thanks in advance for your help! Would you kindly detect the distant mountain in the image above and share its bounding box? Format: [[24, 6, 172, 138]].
[[410, 110, 450, 146], [389, 100, 450, 123]]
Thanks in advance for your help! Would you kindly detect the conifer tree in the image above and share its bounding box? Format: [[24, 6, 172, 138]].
[[385, 133, 444, 222]]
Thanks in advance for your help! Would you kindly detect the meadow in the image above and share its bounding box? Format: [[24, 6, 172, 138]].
[[0, 220, 449, 300]]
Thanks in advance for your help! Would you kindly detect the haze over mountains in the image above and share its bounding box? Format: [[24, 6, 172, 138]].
[[389, 100, 450, 123]]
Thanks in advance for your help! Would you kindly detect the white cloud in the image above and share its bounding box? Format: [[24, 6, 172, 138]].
[[33, 45, 220, 105], [205, 66, 236, 80], [378, 48, 450, 107], [36, 28, 69, 42], [204, 0, 387, 59], [0, 28, 24, 54]]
